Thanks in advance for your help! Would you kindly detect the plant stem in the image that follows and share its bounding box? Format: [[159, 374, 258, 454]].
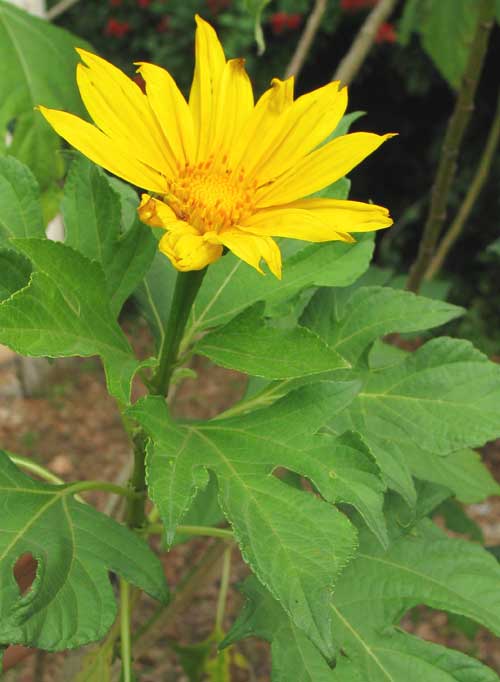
[[150, 269, 207, 397], [425, 87, 500, 281], [284, 0, 328, 80], [119, 578, 133, 682], [146, 523, 234, 541], [215, 547, 232, 633], [7, 452, 64, 485], [406, 0, 495, 293], [64, 479, 139, 500], [332, 0, 398, 86]]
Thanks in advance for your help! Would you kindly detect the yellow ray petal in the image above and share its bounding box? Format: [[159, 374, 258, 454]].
[[159, 228, 223, 271], [218, 229, 282, 279], [246, 81, 348, 183], [229, 76, 294, 170], [210, 58, 254, 161], [189, 15, 226, 161], [136, 62, 195, 166], [38, 106, 166, 192], [138, 194, 178, 229], [76, 50, 175, 175], [240, 207, 359, 242], [256, 132, 396, 207], [289, 198, 394, 231]]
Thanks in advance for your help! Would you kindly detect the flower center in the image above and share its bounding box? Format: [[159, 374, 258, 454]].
[[166, 159, 257, 234]]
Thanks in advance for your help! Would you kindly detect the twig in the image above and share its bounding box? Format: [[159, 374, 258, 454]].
[[46, 0, 80, 20], [425, 87, 500, 281], [284, 0, 328, 80], [406, 0, 495, 293], [332, 0, 398, 86]]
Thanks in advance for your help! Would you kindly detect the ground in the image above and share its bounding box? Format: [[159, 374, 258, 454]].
[[1, 319, 500, 680]]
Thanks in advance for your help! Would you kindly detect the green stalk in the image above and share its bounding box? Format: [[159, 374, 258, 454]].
[[150, 269, 207, 397], [215, 547, 232, 634], [119, 268, 206, 677], [406, 0, 495, 293]]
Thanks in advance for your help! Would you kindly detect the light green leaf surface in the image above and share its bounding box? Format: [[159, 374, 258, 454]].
[[128, 382, 361, 655], [0, 156, 44, 244], [195, 303, 349, 379], [408, 447, 500, 504], [62, 158, 157, 316], [327, 521, 500, 681], [301, 285, 463, 364], [0, 0, 87, 121], [0, 451, 168, 651], [7, 111, 63, 192], [185, 237, 375, 343], [0, 240, 142, 404], [223, 576, 361, 682], [330, 337, 500, 504]]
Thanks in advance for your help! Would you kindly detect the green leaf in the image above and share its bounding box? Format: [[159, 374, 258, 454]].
[[0, 248, 31, 301], [0, 240, 143, 404], [399, 0, 481, 88], [301, 285, 464, 365], [62, 157, 157, 316], [223, 577, 360, 682], [0, 0, 88, 122], [0, 156, 44, 244], [7, 111, 63, 192], [0, 452, 168, 652], [302, 432, 388, 547], [330, 337, 500, 504], [328, 520, 500, 680], [134, 251, 177, 349], [408, 447, 500, 504], [128, 381, 361, 656], [195, 303, 349, 379], [183, 237, 375, 343]]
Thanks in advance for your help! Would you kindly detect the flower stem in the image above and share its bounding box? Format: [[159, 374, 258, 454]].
[[150, 269, 207, 397], [406, 0, 495, 293]]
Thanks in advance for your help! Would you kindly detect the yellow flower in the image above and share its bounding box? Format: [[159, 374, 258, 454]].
[[39, 16, 394, 279]]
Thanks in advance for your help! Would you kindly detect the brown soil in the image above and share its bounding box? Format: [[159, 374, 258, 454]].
[[1, 320, 500, 680]]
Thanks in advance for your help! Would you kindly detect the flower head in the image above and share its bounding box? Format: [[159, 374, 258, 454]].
[[39, 16, 394, 278], [375, 22, 397, 44]]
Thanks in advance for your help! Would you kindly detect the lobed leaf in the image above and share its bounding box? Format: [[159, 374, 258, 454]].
[[0, 452, 168, 651], [128, 382, 362, 656], [0, 239, 143, 404]]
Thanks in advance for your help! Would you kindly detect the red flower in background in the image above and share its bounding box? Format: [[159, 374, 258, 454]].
[[270, 11, 302, 35], [109, 0, 122, 6], [340, 0, 378, 12], [104, 18, 131, 38], [375, 21, 397, 43], [137, 0, 151, 7], [156, 15, 170, 33]]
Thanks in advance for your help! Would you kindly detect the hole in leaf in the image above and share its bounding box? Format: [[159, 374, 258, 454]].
[[13, 553, 37, 596]]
